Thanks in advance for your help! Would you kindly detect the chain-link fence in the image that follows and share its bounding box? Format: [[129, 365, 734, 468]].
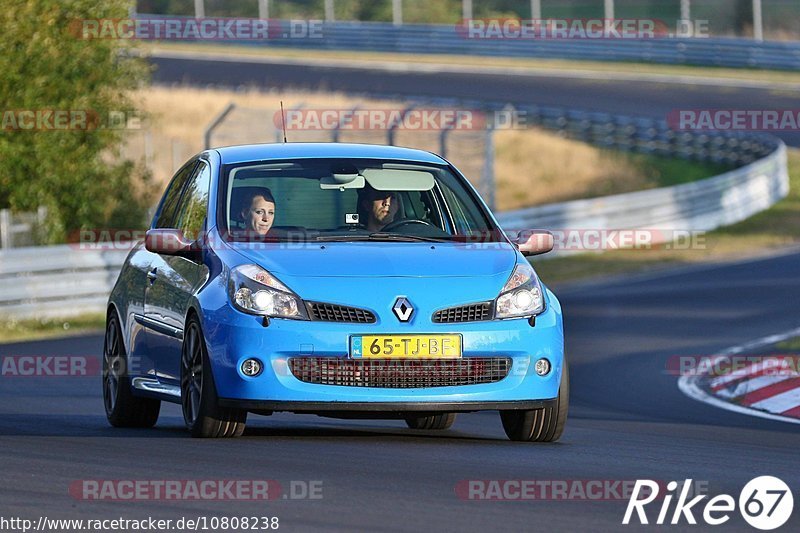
[[201, 101, 498, 205], [138, 0, 800, 40]]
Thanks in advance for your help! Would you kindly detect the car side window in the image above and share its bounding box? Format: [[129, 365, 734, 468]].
[[176, 161, 212, 241], [439, 182, 481, 234], [403, 190, 445, 229], [155, 161, 197, 229]]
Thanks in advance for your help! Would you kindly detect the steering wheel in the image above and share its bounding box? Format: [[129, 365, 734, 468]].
[[380, 218, 435, 232]]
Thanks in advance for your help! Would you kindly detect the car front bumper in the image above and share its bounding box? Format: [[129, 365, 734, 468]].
[[202, 290, 564, 407], [217, 399, 556, 414]]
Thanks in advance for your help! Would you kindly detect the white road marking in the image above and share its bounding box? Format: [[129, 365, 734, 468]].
[[715, 375, 794, 399], [750, 387, 800, 413], [677, 325, 800, 425], [710, 357, 797, 389]]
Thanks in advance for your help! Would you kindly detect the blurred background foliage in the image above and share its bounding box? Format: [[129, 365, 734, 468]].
[[0, 0, 153, 243]]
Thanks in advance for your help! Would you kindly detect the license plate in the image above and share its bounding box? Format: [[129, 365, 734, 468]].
[[350, 335, 462, 359]]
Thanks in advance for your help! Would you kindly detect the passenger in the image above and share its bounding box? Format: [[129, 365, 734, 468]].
[[240, 188, 276, 236], [358, 185, 398, 232]]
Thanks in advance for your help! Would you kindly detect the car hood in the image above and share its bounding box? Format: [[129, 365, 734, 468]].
[[228, 241, 518, 279], [225, 242, 522, 311]]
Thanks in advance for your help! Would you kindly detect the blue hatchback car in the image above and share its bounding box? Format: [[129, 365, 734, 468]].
[[104, 143, 567, 440]]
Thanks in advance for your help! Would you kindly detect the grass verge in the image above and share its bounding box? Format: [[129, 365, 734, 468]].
[[133, 86, 729, 210], [0, 313, 105, 345], [776, 337, 800, 351], [534, 149, 800, 286]]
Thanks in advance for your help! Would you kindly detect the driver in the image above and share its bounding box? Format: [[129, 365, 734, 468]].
[[358, 185, 399, 232]]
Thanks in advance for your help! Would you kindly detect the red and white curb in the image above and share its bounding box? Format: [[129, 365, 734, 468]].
[[678, 326, 800, 425]]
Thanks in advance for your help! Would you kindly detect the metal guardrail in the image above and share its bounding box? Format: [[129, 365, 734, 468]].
[[489, 103, 788, 250], [0, 105, 789, 319], [137, 15, 800, 71], [302, 22, 800, 70], [479, 101, 777, 167], [496, 142, 789, 246], [0, 246, 130, 319]]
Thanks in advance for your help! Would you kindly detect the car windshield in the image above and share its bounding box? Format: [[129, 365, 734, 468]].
[[221, 158, 504, 243]]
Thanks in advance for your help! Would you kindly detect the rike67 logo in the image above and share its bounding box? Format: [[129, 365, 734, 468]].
[[623, 476, 793, 530]]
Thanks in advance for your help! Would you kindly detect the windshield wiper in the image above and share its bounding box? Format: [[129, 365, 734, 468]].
[[368, 232, 449, 242], [315, 233, 448, 243]]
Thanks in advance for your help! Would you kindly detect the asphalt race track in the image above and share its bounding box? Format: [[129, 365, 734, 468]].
[[1, 52, 798, 532], [149, 54, 800, 147], [2, 250, 799, 531]]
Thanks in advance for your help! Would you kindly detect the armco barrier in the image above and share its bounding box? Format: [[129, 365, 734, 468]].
[[303, 23, 800, 70], [135, 16, 800, 71], [0, 246, 130, 320], [0, 110, 789, 319], [495, 142, 789, 239]]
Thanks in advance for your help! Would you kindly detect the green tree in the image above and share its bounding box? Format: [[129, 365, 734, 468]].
[[0, 0, 151, 243]]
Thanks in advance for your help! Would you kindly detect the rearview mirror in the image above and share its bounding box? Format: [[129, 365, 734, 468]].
[[320, 173, 365, 190], [516, 230, 554, 256], [145, 229, 195, 256]]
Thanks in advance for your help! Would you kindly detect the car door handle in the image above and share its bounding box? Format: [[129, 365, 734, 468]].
[[147, 268, 158, 282]]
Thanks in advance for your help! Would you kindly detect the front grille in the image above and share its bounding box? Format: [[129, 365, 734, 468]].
[[432, 302, 493, 323], [288, 357, 511, 388], [307, 302, 376, 323]]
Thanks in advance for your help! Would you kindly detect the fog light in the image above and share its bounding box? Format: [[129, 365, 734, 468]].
[[534, 358, 551, 376], [241, 358, 263, 377]]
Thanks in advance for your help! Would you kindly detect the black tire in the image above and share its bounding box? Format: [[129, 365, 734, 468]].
[[500, 360, 569, 442], [181, 316, 247, 438], [103, 313, 160, 428], [405, 413, 457, 430]]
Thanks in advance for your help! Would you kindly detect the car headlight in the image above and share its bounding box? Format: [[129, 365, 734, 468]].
[[495, 262, 545, 319], [228, 264, 308, 320]]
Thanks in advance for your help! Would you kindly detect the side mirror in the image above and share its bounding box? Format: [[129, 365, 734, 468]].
[[145, 229, 195, 256], [516, 230, 554, 257]]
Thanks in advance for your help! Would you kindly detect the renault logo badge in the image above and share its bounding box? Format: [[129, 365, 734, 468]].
[[393, 297, 414, 322]]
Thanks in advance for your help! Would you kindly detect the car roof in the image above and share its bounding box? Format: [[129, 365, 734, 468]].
[[213, 143, 448, 166]]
